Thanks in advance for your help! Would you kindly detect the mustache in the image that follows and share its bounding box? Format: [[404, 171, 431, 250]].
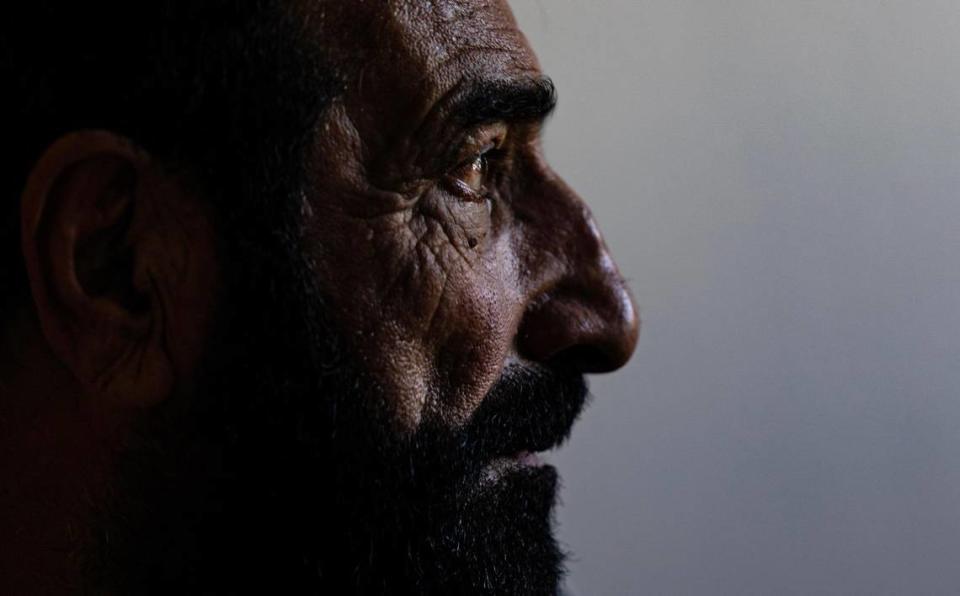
[[454, 362, 589, 466]]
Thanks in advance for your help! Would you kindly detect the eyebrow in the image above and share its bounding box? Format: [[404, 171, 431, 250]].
[[449, 76, 558, 129]]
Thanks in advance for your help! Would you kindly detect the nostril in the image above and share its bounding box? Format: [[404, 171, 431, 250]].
[[550, 344, 618, 374]]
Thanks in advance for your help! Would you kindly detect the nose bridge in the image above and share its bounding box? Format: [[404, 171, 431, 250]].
[[515, 168, 639, 373]]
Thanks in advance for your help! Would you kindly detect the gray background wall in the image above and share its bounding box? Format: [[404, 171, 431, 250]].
[[509, 2, 960, 594]]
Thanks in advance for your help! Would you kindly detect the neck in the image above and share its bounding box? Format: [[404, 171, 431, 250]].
[[0, 312, 130, 594]]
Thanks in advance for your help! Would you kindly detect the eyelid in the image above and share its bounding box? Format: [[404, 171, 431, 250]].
[[459, 122, 508, 160], [445, 177, 489, 202]]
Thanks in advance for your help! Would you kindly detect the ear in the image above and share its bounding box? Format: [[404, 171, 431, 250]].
[[20, 131, 217, 407]]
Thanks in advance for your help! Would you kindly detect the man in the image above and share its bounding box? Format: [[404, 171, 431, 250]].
[[0, 1, 638, 593]]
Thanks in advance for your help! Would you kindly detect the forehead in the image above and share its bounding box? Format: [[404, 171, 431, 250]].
[[371, 0, 538, 75], [303, 0, 542, 129], [316, 0, 538, 71]]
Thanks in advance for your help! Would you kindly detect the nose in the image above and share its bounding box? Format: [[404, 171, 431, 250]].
[[515, 172, 640, 374]]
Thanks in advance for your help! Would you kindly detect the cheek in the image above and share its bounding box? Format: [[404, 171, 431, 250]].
[[307, 203, 520, 432], [428, 270, 517, 424]]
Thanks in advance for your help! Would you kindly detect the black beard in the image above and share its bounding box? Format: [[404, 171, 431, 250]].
[[85, 191, 588, 595]]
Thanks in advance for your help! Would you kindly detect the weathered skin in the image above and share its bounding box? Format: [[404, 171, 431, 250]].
[[0, 1, 638, 591], [299, 0, 639, 430]]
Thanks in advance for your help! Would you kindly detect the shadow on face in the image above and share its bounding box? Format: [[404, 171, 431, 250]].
[[0, 1, 638, 594]]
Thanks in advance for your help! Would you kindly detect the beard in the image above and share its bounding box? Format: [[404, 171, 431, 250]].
[[84, 189, 588, 595]]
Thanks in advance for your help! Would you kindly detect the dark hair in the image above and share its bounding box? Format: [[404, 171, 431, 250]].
[[0, 1, 339, 316]]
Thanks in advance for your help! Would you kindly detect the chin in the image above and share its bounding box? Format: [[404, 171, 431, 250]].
[[392, 461, 566, 596]]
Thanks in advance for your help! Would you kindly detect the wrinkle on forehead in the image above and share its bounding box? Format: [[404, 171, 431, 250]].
[[298, 0, 534, 89], [390, 0, 530, 70]]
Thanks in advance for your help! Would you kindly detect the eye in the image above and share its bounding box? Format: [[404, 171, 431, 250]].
[[459, 153, 488, 194], [445, 144, 497, 202]]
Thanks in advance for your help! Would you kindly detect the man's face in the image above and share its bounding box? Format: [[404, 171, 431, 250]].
[[94, 1, 637, 594], [302, 0, 637, 431]]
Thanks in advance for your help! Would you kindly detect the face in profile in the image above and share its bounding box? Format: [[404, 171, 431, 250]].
[[1, 1, 638, 594]]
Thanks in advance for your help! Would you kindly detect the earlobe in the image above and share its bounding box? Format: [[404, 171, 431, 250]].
[[20, 131, 173, 407]]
